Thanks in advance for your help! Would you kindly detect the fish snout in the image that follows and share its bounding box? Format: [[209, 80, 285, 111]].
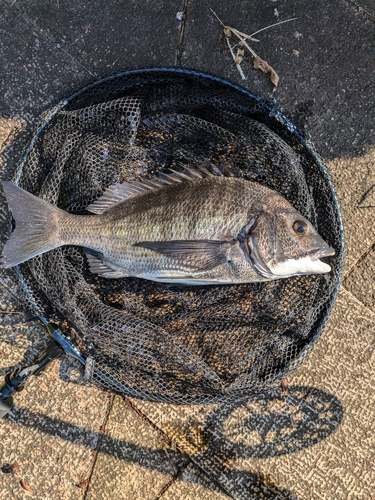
[[311, 246, 335, 260]]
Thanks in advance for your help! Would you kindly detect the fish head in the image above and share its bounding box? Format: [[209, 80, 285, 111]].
[[244, 209, 335, 279]]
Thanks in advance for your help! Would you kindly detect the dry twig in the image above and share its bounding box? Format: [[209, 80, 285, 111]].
[[211, 8, 297, 90], [20, 479, 34, 492], [226, 37, 245, 80]]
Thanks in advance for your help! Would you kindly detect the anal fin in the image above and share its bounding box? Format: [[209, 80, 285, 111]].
[[84, 249, 128, 279]]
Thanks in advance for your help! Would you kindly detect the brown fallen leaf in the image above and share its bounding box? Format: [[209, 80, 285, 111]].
[[20, 479, 33, 492], [253, 56, 279, 91]]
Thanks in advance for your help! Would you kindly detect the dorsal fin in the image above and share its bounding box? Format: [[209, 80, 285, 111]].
[[86, 166, 223, 214]]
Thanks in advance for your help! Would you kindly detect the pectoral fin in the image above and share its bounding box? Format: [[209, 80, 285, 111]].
[[134, 239, 236, 272]]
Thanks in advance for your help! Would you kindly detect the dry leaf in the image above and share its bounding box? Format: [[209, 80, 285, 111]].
[[20, 479, 33, 492], [234, 47, 245, 65], [253, 56, 279, 91], [211, 9, 296, 89], [223, 27, 231, 37]]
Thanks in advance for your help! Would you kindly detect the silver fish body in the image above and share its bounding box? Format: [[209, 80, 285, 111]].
[[1, 168, 335, 285]]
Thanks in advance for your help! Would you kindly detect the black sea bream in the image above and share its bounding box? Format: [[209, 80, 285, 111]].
[[1, 168, 334, 285]]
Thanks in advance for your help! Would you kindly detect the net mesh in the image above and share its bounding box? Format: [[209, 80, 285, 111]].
[[7, 68, 344, 403]]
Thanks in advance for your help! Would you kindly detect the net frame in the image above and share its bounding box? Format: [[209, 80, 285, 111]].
[[5, 67, 345, 403]]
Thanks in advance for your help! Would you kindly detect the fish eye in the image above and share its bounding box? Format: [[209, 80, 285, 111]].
[[293, 221, 308, 235]]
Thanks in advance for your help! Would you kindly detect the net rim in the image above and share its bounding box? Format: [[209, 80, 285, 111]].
[[10, 67, 345, 403]]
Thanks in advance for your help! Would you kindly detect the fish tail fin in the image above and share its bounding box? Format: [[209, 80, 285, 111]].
[[1, 181, 65, 268]]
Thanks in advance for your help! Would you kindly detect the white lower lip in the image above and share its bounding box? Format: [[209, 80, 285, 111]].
[[272, 256, 332, 276]]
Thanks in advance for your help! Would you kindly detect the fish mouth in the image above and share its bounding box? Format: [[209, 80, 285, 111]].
[[310, 246, 335, 260], [244, 230, 336, 279], [247, 236, 336, 278]]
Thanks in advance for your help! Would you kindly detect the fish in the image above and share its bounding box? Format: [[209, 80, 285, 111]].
[[1, 167, 335, 285]]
